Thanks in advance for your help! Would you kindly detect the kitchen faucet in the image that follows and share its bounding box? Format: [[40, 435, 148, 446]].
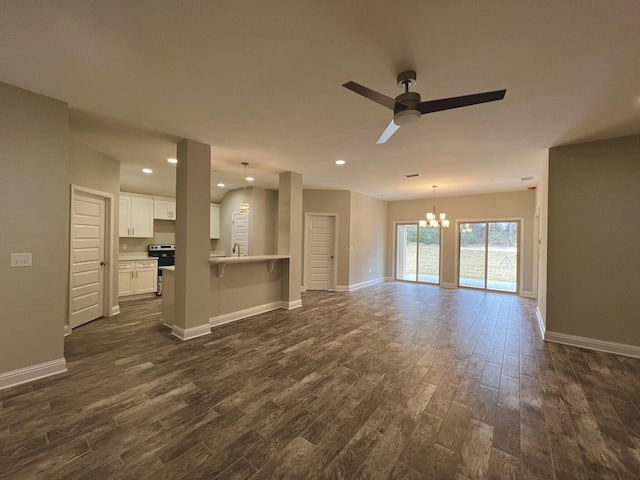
[[232, 242, 241, 258]]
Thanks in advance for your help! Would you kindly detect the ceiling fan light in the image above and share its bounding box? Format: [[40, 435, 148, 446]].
[[393, 109, 420, 127]]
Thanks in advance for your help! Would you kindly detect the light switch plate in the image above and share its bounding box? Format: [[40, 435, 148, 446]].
[[11, 253, 32, 267]]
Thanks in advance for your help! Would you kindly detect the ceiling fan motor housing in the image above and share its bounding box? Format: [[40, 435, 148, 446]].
[[394, 91, 421, 126]]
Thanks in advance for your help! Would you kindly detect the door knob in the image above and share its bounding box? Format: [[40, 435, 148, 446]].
[[100, 261, 106, 266]]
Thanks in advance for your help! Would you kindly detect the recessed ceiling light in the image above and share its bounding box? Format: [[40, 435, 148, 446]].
[[217, 183, 225, 187], [167, 158, 178, 164], [335, 159, 346, 165], [142, 168, 153, 174], [246, 176, 254, 182]]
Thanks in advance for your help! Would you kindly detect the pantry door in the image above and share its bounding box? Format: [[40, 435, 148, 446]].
[[70, 191, 106, 328]]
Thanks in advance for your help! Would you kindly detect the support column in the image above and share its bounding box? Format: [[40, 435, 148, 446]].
[[278, 171, 303, 308], [173, 139, 211, 340]]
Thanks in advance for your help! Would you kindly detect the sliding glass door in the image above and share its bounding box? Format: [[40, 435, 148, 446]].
[[459, 221, 518, 293], [396, 223, 440, 284]]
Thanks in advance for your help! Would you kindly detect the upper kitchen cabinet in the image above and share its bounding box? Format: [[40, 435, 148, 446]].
[[153, 196, 177, 220], [119, 193, 154, 237], [210, 203, 221, 239]]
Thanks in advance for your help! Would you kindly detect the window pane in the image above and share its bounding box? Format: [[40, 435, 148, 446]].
[[459, 223, 486, 288], [487, 222, 518, 292], [396, 224, 417, 281], [418, 227, 440, 284]]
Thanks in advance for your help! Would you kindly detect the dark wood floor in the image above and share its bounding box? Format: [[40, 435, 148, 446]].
[[1, 283, 639, 479]]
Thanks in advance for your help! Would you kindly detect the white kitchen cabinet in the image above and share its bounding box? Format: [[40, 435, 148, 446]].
[[118, 259, 158, 297], [210, 203, 221, 239], [119, 193, 154, 237], [153, 196, 177, 220], [117, 262, 135, 296]]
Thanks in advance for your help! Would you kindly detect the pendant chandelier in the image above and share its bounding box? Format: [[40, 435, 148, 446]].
[[420, 185, 449, 229], [239, 162, 250, 215]]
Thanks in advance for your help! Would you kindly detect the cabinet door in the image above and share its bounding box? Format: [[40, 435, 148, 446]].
[[154, 199, 172, 220], [119, 194, 132, 237], [130, 195, 154, 237], [134, 266, 157, 294], [210, 204, 221, 239], [118, 267, 135, 296]]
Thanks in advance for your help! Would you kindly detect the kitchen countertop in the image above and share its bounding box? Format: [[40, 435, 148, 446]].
[[119, 253, 157, 261], [208, 254, 289, 264]]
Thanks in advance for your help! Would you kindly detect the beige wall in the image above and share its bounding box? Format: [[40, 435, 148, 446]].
[[302, 189, 352, 287], [0, 82, 68, 374], [249, 187, 278, 256], [547, 135, 640, 346], [69, 141, 120, 199], [387, 190, 536, 293], [209, 262, 285, 319], [218, 187, 278, 257], [349, 192, 387, 286], [69, 140, 120, 318]]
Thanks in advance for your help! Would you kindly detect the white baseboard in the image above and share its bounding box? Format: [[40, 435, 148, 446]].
[[110, 305, 121, 316], [384, 276, 394, 282], [544, 331, 640, 359], [171, 323, 211, 341], [535, 306, 546, 338], [441, 282, 457, 289], [283, 299, 302, 310], [210, 301, 284, 328], [521, 290, 535, 298], [349, 278, 384, 291], [0, 358, 67, 391], [334, 285, 349, 292], [64, 324, 71, 337]]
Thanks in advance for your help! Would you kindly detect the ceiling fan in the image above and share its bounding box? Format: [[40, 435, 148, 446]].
[[342, 70, 506, 144]]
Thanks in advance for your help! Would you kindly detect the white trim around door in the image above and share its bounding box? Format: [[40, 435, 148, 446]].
[[304, 213, 338, 291], [68, 185, 116, 332]]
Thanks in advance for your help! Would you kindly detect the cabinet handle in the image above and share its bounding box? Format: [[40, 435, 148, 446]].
[[132, 228, 135, 236]]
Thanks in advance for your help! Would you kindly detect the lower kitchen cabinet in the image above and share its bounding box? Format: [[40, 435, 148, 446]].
[[118, 259, 158, 297]]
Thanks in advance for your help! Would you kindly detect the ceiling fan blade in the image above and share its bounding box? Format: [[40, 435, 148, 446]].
[[376, 120, 400, 144], [418, 89, 506, 115], [342, 81, 400, 110]]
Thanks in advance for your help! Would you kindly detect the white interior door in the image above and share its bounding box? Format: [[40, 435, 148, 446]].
[[231, 212, 249, 256], [306, 214, 336, 290], [70, 192, 105, 328]]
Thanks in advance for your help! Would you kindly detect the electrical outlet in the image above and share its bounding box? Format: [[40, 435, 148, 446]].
[[11, 253, 32, 267], [368, 268, 372, 273]]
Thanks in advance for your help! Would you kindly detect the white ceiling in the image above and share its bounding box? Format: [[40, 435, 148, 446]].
[[2, 1, 639, 202]]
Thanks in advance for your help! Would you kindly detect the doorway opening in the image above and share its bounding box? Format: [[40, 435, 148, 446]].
[[395, 223, 440, 284], [458, 221, 519, 293]]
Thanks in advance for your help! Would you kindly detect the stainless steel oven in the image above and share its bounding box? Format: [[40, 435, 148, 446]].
[[148, 244, 175, 295]]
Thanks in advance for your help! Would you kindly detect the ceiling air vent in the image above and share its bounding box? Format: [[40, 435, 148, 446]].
[[405, 173, 420, 178], [521, 176, 533, 181]]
